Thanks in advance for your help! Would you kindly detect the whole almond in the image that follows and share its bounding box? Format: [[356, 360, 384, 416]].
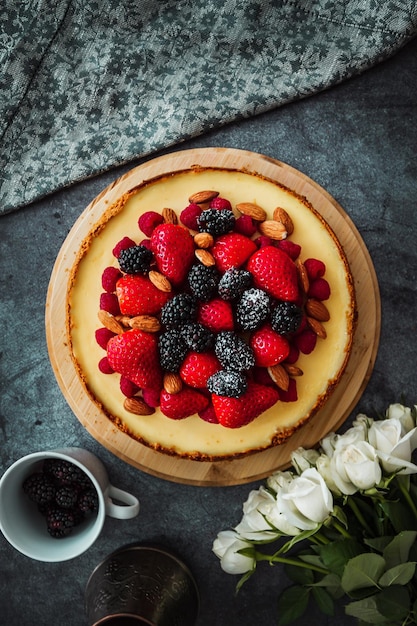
[[98, 310, 124, 334], [307, 316, 327, 339], [189, 190, 219, 204], [194, 232, 214, 249], [283, 364, 304, 376], [195, 248, 216, 267], [268, 364, 290, 391], [124, 396, 155, 416], [115, 315, 133, 328], [148, 270, 172, 293], [164, 372, 183, 394], [296, 260, 310, 293], [273, 207, 294, 235], [235, 202, 267, 222], [306, 298, 330, 322], [129, 315, 161, 332], [258, 220, 287, 240], [162, 207, 178, 224]]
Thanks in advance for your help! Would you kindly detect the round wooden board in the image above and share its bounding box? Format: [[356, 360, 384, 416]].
[[46, 147, 380, 486]]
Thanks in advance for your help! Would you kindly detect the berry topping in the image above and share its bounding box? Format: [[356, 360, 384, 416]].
[[247, 245, 300, 302], [150, 223, 195, 286], [120, 376, 140, 397], [276, 239, 301, 261], [161, 293, 198, 329], [116, 274, 171, 316], [304, 258, 326, 280], [212, 381, 280, 428], [180, 203, 202, 230], [107, 329, 162, 389], [198, 404, 219, 424], [308, 277, 331, 301], [118, 245, 153, 274], [188, 264, 220, 301], [236, 288, 271, 330], [98, 356, 114, 374], [270, 301, 303, 334], [197, 208, 235, 235], [160, 388, 209, 420], [95, 327, 116, 349], [209, 196, 232, 210], [249, 323, 290, 367], [180, 323, 214, 352], [211, 232, 257, 272], [138, 211, 164, 237], [217, 268, 252, 301], [179, 351, 221, 388], [158, 330, 188, 372], [294, 329, 318, 354], [101, 266, 122, 292], [214, 331, 255, 372], [99, 292, 120, 316], [234, 214, 257, 236], [112, 236, 136, 258], [207, 370, 248, 398], [197, 298, 234, 333]]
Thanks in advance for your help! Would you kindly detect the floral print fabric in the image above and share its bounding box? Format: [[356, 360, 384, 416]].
[[0, 0, 416, 214]]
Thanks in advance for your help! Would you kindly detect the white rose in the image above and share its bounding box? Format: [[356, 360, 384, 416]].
[[321, 422, 367, 458], [330, 440, 382, 494], [291, 447, 320, 474], [368, 418, 417, 475], [212, 530, 255, 575], [277, 468, 333, 531], [266, 470, 294, 493], [316, 453, 341, 495], [234, 488, 281, 541], [385, 403, 415, 433]]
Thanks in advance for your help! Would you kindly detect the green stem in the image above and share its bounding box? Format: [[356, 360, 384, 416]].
[[332, 520, 351, 539], [256, 552, 328, 575], [348, 498, 375, 536], [398, 478, 417, 522]]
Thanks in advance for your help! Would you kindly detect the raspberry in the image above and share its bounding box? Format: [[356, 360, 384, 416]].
[[255, 235, 273, 248], [95, 327, 116, 349], [142, 388, 161, 407], [276, 240, 301, 261], [180, 203, 202, 230], [197, 209, 235, 236], [139, 238, 152, 250], [138, 211, 164, 237], [99, 292, 120, 315], [294, 329, 317, 354], [198, 404, 219, 424], [308, 278, 331, 301], [112, 237, 136, 258], [209, 197, 232, 210], [304, 258, 326, 280], [98, 356, 114, 374], [284, 343, 300, 364], [234, 214, 257, 236], [279, 378, 298, 402], [120, 376, 140, 397], [118, 245, 153, 274], [101, 266, 122, 292], [252, 366, 276, 387]]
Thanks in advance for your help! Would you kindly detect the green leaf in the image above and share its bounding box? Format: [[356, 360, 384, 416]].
[[341, 554, 386, 593], [382, 530, 417, 568], [312, 573, 344, 598], [284, 563, 314, 585], [364, 536, 394, 554], [311, 586, 335, 616], [319, 539, 364, 577], [379, 500, 415, 533], [375, 586, 410, 621], [277, 585, 309, 626], [345, 595, 388, 624], [279, 526, 322, 554], [379, 562, 416, 587]]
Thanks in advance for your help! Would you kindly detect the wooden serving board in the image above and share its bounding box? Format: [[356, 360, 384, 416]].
[[46, 148, 380, 486]]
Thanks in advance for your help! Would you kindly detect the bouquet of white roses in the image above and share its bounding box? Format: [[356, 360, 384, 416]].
[[213, 403, 417, 625]]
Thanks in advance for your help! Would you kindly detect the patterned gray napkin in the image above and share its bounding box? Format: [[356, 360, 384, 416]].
[[1, 0, 416, 214]]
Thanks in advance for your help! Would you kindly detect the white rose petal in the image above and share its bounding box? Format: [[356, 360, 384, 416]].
[[212, 530, 255, 575], [369, 418, 417, 474], [385, 404, 415, 432], [277, 468, 333, 531], [332, 441, 382, 492]]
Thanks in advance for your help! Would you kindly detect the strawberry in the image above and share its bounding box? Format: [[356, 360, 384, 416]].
[[160, 388, 209, 419], [107, 329, 162, 389], [150, 223, 195, 286], [116, 274, 171, 316], [249, 323, 290, 367], [247, 245, 299, 302], [212, 381, 280, 428], [179, 351, 221, 388], [197, 298, 234, 333], [211, 232, 257, 273]]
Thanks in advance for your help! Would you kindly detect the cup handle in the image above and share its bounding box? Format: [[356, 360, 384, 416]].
[[105, 485, 140, 519]]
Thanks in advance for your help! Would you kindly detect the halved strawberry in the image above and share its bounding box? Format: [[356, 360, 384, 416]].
[[249, 323, 290, 367], [211, 232, 257, 273], [107, 329, 162, 389], [197, 298, 234, 333], [212, 381, 280, 428], [179, 351, 221, 388], [247, 245, 299, 302], [116, 274, 171, 316], [150, 223, 195, 286], [160, 388, 209, 419]]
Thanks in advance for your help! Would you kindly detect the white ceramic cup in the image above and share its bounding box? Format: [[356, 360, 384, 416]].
[[0, 448, 140, 562]]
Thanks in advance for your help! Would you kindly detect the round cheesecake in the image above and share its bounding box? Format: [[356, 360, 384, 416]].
[[68, 168, 356, 460]]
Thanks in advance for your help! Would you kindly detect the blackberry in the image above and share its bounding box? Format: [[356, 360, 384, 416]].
[[23, 473, 56, 505], [207, 370, 247, 398], [160, 293, 197, 330], [46, 508, 75, 538], [188, 264, 220, 301], [214, 332, 255, 372], [55, 485, 79, 509], [78, 488, 99, 514], [118, 245, 153, 274], [43, 458, 88, 486], [180, 323, 214, 352], [158, 330, 188, 372], [271, 302, 303, 334], [218, 268, 252, 301], [197, 209, 235, 236], [236, 288, 271, 330]]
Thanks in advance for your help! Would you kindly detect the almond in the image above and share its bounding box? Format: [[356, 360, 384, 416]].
[[115, 315, 133, 328], [307, 316, 327, 339], [124, 396, 155, 416], [188, 190, 219, 204], [162, 207, 178, 224], [296, 260, 310, 293], [98, 310, 124, 334], [194, 232, 214, 249], [129, 315, 161, 332], [283, 364, 304, 376], [235, 202, 267, 222], [306, 298, 330, 322], [195, 248, 216, 267], [273, 207, 294, 235], [268, 364, 290, 391], [164, 372, 183, 394], [258, 220, 287, 240], [148, 270, 172, 293]]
